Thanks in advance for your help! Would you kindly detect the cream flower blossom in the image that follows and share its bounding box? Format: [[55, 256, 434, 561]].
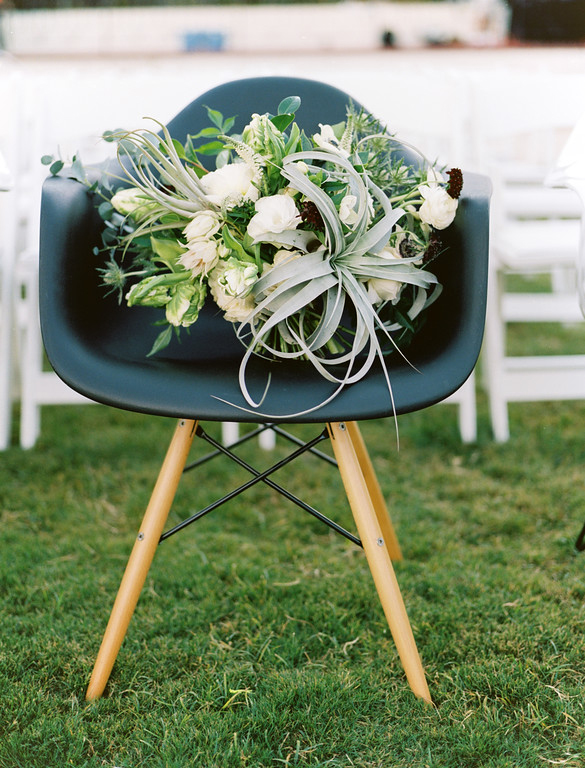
[[184, 211, 221, 241], [111, 187, 156, 219], [242, 113, 283, 159], [179, 238, 219, 277], [209, 261, 257, 322], [247, 194, 302, 241], [418, 170, 458, 230], [200, 162, 260, 209], [339, 194, 359, 226], [220, 260, 259, 298], [366, 246, 405, 305]]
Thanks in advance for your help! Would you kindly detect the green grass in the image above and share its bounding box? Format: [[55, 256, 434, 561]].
[[1, 379, 585, 766]]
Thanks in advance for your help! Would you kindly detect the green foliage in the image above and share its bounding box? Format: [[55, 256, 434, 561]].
[[1, 348, 585, 766]]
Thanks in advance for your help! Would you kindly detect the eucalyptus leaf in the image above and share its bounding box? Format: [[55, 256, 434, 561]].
[[98, 201, 114, 220], [278, 96, 301, 116], [70, 155, 87, 184], [49, 160, 64, 176]]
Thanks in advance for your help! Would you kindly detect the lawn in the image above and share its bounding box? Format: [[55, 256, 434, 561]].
[[1, 383, 584, 766]]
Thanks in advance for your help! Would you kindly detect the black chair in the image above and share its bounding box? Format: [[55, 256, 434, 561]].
[[39, 76, 490, 703]]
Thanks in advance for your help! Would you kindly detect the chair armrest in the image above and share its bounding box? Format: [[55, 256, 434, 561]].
[[39, 174, 103, 365]]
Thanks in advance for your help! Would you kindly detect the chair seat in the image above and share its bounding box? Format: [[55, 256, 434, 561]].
[[502, 185, 582, 219], [497, 354, 585, 401], [502, 291, 584, 323], [493, 218, 581, 271], [42, 290, 480, 424]]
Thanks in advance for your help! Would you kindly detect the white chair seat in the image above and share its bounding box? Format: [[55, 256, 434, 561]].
[[502, 185, 582, 219], [502, 291, 583, 324], [496, 355, 585, 402], [493, 219, 581, 271]]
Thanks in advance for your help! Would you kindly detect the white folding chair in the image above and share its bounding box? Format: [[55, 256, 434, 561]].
[[472, 71, 585, 441], [547, 110, 585, 550], [13, 65, 282, 449], [0, 149, 14, 451], [10, 72, 95, 449], [0, 64, 20, 451]]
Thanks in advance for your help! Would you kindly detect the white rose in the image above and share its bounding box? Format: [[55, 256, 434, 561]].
[[418, 183, 458, 230], [247, 194, 302, 241], [209, 263, 256, 323], [367, 277, 404, 305], [366, 246, 405, 305], [179, 238, 219, 276], [200, 162, 260, 209], [339, 194, 359, 226], [184, 211, 221, 242]]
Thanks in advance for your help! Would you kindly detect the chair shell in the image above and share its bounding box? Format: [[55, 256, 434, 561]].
[[38, 76, 490, 703]]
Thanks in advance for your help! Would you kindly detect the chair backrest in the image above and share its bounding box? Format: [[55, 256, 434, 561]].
[[39, 76, 490, 423]]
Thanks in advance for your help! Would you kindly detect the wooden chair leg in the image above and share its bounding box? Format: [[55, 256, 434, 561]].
[[327, 421, 431, 703], [344, 421, 403, 561], [86, 418, 197, 701]]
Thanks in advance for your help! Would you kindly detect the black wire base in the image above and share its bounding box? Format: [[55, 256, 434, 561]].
[[159, 423, 362, 548]]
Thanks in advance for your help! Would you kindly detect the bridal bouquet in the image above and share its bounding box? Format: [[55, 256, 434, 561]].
[[57, 97, 463, 414]]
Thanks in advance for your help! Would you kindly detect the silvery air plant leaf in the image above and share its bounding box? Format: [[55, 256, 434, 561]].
[[70, 98, 463, 420]]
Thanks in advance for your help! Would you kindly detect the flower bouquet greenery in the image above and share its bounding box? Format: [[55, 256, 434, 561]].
[[49, 96, 462, 415]]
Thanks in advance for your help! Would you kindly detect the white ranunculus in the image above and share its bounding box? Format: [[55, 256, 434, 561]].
[[184, 211, 221, 242], [247, 194, 302, 241], [418, 179, 458, 230], [200, 162, 260, 209], [366, 246, 405, 305], [217, 259, 259, 298], [339, 194, 359, 225], [179, 238, 219, 277], [209, 262, 256, 323]]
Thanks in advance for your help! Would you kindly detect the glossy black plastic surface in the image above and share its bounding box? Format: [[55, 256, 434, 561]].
[[39, 76, 490, 423]]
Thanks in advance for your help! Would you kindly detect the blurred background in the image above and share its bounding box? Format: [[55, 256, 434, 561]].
[[1, 0, 585, 449]]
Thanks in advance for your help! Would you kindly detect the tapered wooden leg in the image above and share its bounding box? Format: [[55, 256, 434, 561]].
[[86, 418, 197, 701], [345, 421, 403, 561], [327, 422, 431, 703]]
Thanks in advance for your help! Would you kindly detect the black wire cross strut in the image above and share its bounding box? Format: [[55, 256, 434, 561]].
[[159, 423, 363, 548]]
